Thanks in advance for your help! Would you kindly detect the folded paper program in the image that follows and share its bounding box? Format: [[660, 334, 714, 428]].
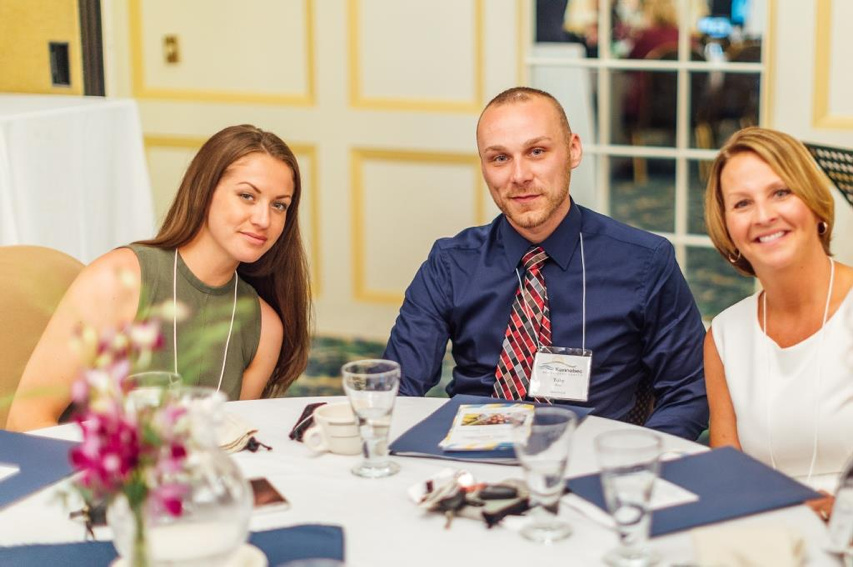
[[218, 412, 259, 453], [692, 525, 806, 567]]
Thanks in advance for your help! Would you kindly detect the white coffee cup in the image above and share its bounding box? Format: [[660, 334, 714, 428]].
[[303, 403, 362, 456]]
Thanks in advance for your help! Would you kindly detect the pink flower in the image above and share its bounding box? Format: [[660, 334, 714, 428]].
[[69, 307, 192, 519], [70, 379, 89, 404], [128, 321, 163, 352], [70, 411, 141, 497], [109, 359, 131, 384], [157, 404, 187, 429], [154, 443, 188, 475], [170, 444, 187, 460], [149, 482, 188, 517]]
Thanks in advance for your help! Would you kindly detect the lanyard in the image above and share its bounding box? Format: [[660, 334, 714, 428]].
[[514, 233, 587, 351], [763, 257, 834, 484], [173, 249, 238, 393]]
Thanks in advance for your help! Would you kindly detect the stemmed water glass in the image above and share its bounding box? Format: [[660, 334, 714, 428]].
[[341, 359, 401, 478], [511, 406, 578, 543], [595, 430, 663, 567], [125, 371, 181, 413]]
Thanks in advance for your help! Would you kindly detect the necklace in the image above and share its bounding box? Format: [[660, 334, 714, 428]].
[[173, 249, 239, 392], [763, 257, 835, 484]]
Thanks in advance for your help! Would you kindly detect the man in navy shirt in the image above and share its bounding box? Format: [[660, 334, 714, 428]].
[[383, 87, 707, 440]]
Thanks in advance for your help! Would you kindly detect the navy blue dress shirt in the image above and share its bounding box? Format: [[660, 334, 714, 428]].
[[383, 201, 708, 440]]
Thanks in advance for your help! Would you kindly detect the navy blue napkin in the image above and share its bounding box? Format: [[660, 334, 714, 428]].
[[0, 540, 116, 566], [252, 524, 344, 565], [568, 447, 821, 537], [0, 430, 80, 510], [0, 524, 345, 566]]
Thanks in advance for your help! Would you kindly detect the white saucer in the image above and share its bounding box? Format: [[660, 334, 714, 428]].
[[110, 543, 267, 567]]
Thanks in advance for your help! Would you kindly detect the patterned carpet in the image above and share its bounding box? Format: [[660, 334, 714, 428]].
[[284, 336, 451, 398]]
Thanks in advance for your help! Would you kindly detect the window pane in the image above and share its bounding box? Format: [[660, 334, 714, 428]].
[[699, 73, 761, 148], [689, 70, 714, 149], [571, 153, 599, 210], [536, 0, 576, 43], [686, 246, 754, 321], [535, 0, 602, 57], [531, 59, 599, 145], [620, 2, 680, 61], [610, 156, 674, 233], [697, 0, 764, 62], [725, 38, 762, 66], [688, 159, 714, 234], [613, 69, 677, 148]]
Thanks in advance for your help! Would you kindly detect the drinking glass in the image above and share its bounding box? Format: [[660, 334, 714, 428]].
[[341, 359, 401, 478], [125, 371, 181, 413], [595, 430, 663, 567], [511, 406, 577, 543]]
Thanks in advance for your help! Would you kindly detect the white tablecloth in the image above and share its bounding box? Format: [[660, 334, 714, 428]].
[[0, 396, 840, 566], [0, 94, 154, 263]]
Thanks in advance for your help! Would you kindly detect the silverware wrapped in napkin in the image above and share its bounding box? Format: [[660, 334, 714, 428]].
[[218, 412, 260, 453]]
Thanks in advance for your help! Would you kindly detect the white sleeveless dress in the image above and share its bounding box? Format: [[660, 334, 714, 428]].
[[711, 289, 853, 492]]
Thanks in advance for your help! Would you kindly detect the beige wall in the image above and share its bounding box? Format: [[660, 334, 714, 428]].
[[0, 0, 83, 94], [101, 0, 853, 339], [103, 0, 521, 340], [769, 0, 853, 263]]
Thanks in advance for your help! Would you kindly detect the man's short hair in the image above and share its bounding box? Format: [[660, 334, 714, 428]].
[[479, 87, 573, 143]]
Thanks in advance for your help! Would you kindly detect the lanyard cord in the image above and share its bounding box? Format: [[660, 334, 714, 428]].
[[580, 233, 586, 351], [173, 249, 238, 393], [763, 257, 834, 484], [514, 234, 587, 351]]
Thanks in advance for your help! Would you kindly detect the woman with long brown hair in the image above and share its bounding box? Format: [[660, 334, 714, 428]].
[[8, 125, 311, 430]]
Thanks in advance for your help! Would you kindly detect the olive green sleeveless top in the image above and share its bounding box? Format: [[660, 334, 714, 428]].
[[128, 244, 262, 400]]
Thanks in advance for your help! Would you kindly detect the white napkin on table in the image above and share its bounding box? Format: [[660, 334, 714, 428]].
[[217, 412, 259, 453], [692, 524, 806, 567]]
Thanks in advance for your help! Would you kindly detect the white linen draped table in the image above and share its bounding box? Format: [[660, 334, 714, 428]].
[[0, 94, 154, 263], [0, 396, 840, 566]]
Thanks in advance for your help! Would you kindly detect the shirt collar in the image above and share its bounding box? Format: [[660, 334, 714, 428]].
[[499, 199, 581, 271]]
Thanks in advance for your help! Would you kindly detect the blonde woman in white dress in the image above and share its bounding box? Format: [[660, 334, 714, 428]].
[[704, 127, 853, 520]]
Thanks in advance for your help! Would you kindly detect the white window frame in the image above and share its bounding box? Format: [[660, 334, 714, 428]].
[[526, 0, 770, 270]]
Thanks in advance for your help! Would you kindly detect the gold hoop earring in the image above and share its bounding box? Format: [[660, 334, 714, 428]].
[[818, 221, 828, 235], [727, 249, 741, 264]]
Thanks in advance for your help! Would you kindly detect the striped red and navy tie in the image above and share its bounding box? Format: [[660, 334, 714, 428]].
[[493, 246, 551, 400]]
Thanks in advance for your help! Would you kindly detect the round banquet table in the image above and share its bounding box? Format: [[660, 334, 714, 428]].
[[0, 396, 841, 566]]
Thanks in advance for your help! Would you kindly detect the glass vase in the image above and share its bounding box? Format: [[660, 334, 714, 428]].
[[109, 387, 252, 566]]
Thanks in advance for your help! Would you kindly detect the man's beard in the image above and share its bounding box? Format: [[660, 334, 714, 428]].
[[500, 184, 569, 229]]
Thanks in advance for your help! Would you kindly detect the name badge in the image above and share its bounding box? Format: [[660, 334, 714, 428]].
[[528, 346, 592, 401]]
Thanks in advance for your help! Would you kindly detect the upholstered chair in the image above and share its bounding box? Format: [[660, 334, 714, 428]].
[[0, 246, 83, 428]]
